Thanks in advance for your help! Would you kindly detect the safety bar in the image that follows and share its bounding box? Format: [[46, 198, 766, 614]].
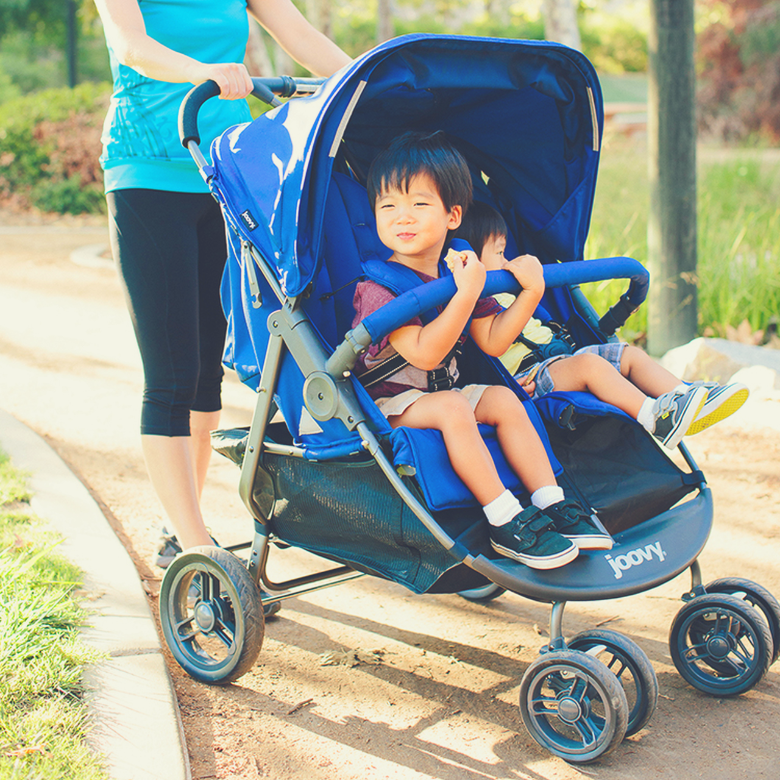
[[325, 256, 649, 379]]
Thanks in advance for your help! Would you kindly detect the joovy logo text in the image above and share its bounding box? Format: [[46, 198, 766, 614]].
[[605, 542, 666, 580]]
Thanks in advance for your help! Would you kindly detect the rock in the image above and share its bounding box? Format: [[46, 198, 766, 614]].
[[661, 337, 780, 395]]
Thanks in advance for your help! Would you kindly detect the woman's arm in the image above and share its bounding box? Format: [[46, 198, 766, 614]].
[[248, 0, 352, 77], [94, 0, 254, 98]]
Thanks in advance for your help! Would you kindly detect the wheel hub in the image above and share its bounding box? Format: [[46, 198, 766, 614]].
[[706, 633, 732, 659], [557, 696, 583, 724], [194, 601, 217, 632]]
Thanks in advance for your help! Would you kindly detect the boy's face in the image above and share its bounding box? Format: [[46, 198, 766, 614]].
[[479, 233, 507, 272], [374, 173, 462, 265]]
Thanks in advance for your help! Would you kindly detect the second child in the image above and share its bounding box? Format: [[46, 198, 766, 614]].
[[455, 201, 749, 449]]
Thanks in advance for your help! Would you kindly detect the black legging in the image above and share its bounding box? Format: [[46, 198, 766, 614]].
[[107, 189, 228, 436]]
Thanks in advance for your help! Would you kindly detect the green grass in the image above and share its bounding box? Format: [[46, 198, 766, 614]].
[[581, 137, 780, 343], [0, 450, 108, 780]]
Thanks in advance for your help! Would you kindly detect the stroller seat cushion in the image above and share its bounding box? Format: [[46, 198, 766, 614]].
[[390, 423, 538, 511]]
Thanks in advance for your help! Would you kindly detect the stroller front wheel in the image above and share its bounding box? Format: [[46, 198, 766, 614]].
[[519, 650, 629, 763], [567, 629, 658, 738], [159, 546, 264, 684], [669, 593, 772, 696]]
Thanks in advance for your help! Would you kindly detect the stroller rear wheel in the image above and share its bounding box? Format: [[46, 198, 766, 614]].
[[669, 593, 772, 696], [159, 546, 264, 684], [567, 629, 657, 737], [519, 650, 628, 763], [703, 577, 780, 665]]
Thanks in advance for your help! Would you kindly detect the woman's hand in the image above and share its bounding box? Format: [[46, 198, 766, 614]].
[[188, 61, 254, 100]]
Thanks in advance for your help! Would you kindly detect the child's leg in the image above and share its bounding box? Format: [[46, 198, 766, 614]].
[[618, 344, 683, 397], [388, 390, 507, 505], [388, 389, 580, 568], [473, 385, 559, 492], [545, 352, 649, 418], [475, 385, 613, 551]]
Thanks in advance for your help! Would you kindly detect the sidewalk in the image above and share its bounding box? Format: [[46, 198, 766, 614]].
[[0, 409, 191, 780]]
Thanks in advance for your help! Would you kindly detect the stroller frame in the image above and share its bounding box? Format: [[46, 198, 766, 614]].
[[159, 36, 780, 763]]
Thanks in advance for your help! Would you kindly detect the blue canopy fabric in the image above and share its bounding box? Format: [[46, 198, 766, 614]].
[[210, 33, 603, 299]]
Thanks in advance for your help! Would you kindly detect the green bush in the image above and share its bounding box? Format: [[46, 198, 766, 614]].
[[0, 81, 110, 214]]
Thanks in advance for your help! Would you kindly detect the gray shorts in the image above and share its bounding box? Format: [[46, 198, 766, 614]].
[[515, 342, 627, 399]]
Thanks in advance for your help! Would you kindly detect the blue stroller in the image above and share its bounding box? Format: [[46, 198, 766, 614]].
[[159, 34, 780, 763]]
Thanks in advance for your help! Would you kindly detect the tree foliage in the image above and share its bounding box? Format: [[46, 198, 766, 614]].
[[697, 0, 780, 143]]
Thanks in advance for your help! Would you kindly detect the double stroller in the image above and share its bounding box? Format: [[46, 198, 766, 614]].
[[159, 34, 780, 763]]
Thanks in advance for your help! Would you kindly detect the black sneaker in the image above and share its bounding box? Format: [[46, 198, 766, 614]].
[[650, 385, 708, 449], [542, 499, 613, 550], [489, 506, 579, 569], [156, 528, 281, 619]]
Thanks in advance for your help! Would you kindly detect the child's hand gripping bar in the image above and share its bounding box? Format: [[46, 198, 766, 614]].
[[325, 256, 649, 379]]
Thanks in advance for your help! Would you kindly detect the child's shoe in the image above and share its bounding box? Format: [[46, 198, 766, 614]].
[[650, 385, 708, 449], [542, 500, 613, 550], [686, 381, 749, 435], [490, 506, 579, 569]]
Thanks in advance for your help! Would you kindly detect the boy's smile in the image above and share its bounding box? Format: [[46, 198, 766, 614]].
[[374, 173, 462, 273]]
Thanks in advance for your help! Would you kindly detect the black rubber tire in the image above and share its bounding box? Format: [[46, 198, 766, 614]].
[[704, 577, 780, 665], [669, 592, 772, 696], [457, 582, 507, 602], [159, 545, 264, 684], [568, 629, 658, 737], [519, 650, 629, 763]]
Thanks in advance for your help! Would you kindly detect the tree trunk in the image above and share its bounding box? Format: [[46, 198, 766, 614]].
[[646, 0, 698, 356], [542, 0, 581, 50], [377, 0, 394, 44]]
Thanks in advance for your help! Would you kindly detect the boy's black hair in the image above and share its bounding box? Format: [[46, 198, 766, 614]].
[[366, 130, 473, 213], [455, 200, 508, 258]]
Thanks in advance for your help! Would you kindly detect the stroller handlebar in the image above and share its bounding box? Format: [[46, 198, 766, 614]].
[[325, 257, 649, 379], [179, 76, 327, 150]]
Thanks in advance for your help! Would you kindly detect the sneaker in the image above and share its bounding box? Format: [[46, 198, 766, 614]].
[[489, 505, 579, 569], [650, 385, 708, 449], [156, 528, 281, 619], [686, 381, 749, 435], [542, 499, 613, 550]]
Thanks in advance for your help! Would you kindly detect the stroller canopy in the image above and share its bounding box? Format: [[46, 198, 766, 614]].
[[211, 33, 603, 298]]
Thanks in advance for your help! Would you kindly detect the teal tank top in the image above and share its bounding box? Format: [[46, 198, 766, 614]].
[[100, 0, 253, 193]]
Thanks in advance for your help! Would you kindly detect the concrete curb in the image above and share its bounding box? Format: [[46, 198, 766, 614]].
[[0, 409, 191, 780]]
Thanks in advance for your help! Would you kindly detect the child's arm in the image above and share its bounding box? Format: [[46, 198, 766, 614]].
[[389, 252, 486, 371], [469, 254, 545, 356]]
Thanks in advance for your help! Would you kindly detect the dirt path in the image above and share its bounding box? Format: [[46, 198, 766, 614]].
[[1, 221, 779, 779]]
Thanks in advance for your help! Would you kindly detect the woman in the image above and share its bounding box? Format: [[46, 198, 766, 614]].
[[94, 0, 351, 592]]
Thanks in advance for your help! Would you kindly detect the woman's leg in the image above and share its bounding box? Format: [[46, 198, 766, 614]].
[[389, 390, 506, 505], [107, 190, 222, 550]]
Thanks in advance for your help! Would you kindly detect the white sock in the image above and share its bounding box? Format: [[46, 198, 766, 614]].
[[637, 396, 655, 431], [483, 489, 523, 527], [531, 485, 565, 510]]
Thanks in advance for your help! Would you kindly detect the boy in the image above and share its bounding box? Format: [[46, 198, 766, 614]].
[[352, 130, 611, 570], [456, 201, 749, 448]]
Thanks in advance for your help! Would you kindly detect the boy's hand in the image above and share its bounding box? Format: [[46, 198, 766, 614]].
[[451, 249, 485, 299], [503, 254, 545, 297]]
